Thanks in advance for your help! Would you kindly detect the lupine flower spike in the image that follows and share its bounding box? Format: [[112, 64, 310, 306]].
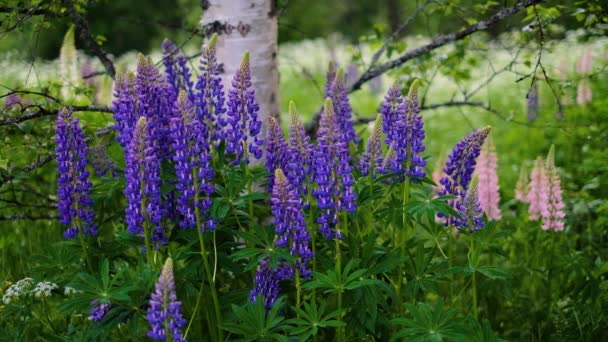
[[456, 176, 484, 231], [55, 107, 97, 238], [272, 169, 313, 277], [225, 52, 264, 164], [541, 146, 565, 231], [286, 101, 313, 200], [112, 72, 138, 150], [329, 69, 358, 144], [125, 117, 165, 244], [265, 116, 288, 190], [359, 114, 383, 178], [250, 258, 281, 310], [147, 258, 187, 342], [515, 162, 529, 203], [323, 61, 336, 98], [526, 157, 546, 221], [313, 98, 356, 239], [196, 33, 227, 144], [161, 39, 195, 104], [170, 92, 215, 231], [576, 49, 593, 105], [380, 81, 426, 180], [476, 140, 501, 220], [438, 126, 491, 229]]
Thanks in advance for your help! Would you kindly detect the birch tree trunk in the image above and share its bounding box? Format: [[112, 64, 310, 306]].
[[201, 0, 279, 126]]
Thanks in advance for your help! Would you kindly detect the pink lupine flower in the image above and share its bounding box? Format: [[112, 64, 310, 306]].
[[576, 79, 592, 105], [576, 49, 593, 74], [432, 153, 446, 193], [526, 157, 548, 221], [475, 141, 501, 220], [541, 146, 565, 231], [514, 162, 529, 203], [576, 49, 593, 105]]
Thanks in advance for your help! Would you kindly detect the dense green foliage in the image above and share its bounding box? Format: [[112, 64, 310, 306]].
[[1, 1, 608, 341]]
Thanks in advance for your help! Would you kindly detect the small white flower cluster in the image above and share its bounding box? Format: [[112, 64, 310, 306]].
[[32, 282, 59, 299], [2, 278, 60, 304], [64, 286, 81, 295], [2, 278, 35, 304]]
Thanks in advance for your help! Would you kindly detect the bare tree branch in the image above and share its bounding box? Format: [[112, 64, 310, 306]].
[[350, 0, 541, 92], [1, 105, 112, 126], [63, 0, 116, 79]]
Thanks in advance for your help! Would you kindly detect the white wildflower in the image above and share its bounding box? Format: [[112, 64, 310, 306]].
[[2, 278, 35, 304], [32, 282, 58, 298], [64, 286, 80, 295]]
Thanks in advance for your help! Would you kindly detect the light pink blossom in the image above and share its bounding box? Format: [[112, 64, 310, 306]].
[[514, 162, 529, 203], [541, 146, 565, 231], [576, 79, 592, 105], [526, 157, 548, 221], [475, 142, 501, 220]]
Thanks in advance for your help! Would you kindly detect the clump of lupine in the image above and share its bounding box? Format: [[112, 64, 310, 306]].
[[35, 36, 577, 342]]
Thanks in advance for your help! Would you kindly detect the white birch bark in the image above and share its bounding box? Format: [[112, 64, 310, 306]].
[[201, 0, 279, 127]]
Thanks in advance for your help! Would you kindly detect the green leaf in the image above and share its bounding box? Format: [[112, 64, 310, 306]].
[[477, 266, 511, 280]]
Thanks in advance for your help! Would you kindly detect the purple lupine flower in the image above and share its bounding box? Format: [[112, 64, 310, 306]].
[[124, 117, 165, 243], [136, 54, 173, 160], [380, 84, 406, 176], [195, 33, 227, 145], [359, 115, 383, 178], [112, 72, 138, 150], [265, 116, 288, 190], [403, 81, 426, 179], [3, 93, 25, 109], [249, 258, 281, 310], [55, 108, 97, 238], [438, 127, 491, 229], [162, 39, 195, 104], [89, 144, 117, 177], [170, 92, 215, 231], [381, 81, 426, 180], [328, 70, 358, 144], [455, 177, 484, 231], [89, 300, 111, 321], [225, 52, 264, 164], [272, 169, 313, 277], [147, 258, 187, 342], [313, 98, 357, 239], [323, 61, 336, 98], [286, 101, 313, 200]]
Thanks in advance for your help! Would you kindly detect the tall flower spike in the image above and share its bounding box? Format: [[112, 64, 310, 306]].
[[456, 176, 485, 231], [272, 169, 313, 277], [265, 116, 288, 190], [162, 39, 195, 104], [287, 101, 313, 199], [147, 258, 187, 342], [170, 92, 215, 231], [515, 162, 529, 203], [225, 52, 264, 164], [55, 108, 97, 238], [323, 61, 336, 98], [136, 54, 173, 160], [249, 258, 281, 310], [403, 80, 427, 179], [542, 146, 565, 231], [112, 72, 138, 150], [438, 127, 491, 228], [359, 114, 383, 178], [313, 98, 356, 239], [526, 157, 547, 221], [475, 140, 501, 220], [196, 33, 227, 144], [329, 69, 358, 144], [125, 117, 164, 243]]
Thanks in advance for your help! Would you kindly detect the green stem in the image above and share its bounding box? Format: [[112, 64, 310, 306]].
[[448, 229, 454, 304], [194, 172, 223, 342], [335, 234, 344, 342], [295, 268, 301, 316], [143, 221, 153, 267], [469, 238, 478, 320], [77, 225, 94, 274]]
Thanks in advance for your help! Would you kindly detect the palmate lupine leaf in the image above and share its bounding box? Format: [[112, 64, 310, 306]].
[[285, 302, 345, 342], [390, 302, 471, 342], [302, 259, 384, 294], [222, 297, 291, 341]]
